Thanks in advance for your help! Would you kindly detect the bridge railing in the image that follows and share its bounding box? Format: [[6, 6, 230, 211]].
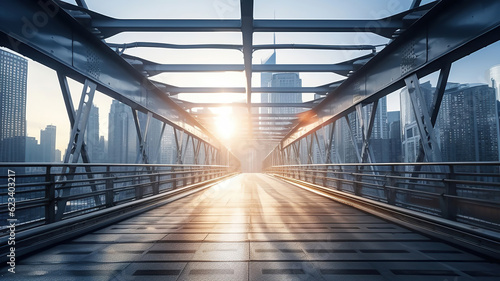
[[0, 163, 235, 233], [266, 162, 500, 232]]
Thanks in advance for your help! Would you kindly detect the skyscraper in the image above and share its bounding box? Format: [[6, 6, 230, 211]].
[[260, 51, 302, 114], [0, 49, 28, 162], [108, 100, 137, 163], [437, 83, 499, 162], [401, 81, 500, 163], [40, 125, 56, 162], [257, 49, 303, 170], [85, 104, 102, 162], [490, 65, 500, 101]]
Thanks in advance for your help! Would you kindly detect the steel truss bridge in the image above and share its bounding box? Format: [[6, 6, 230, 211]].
[[1, 0, 500, 279]]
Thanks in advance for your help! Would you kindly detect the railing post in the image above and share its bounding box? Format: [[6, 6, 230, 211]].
[[135, 170, 143, 200], [45, 166, 55, 224], [354, 165, 362, 196], [152, 168, 160, 195], [322, 165, 328, 187], [183, 168, 188, 186], [336, 166, 342, 191], [442, 165, 457, 220], [386, 165, 396, 205], [105, 166, 114, 208], [171, 166, 177, 189]]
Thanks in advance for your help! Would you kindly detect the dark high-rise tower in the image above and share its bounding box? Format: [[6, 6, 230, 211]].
[[0, 49, 28, 162]]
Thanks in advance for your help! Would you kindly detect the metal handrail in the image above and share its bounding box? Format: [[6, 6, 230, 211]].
[[0, 163, 236, 233], [266, 162, 500, 232]]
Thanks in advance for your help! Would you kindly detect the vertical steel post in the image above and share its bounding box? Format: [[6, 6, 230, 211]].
[[105, 165, 114, 208], [45, 166, 55, 224]]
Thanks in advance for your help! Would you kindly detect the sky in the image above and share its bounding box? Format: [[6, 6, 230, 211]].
[[5, 0, 500, 153]]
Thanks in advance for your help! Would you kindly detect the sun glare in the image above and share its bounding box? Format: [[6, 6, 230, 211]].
[[213, 107, 235, 140]]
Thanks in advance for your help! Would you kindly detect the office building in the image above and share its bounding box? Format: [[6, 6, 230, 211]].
[[40, 125, 56, 162], [108, 100, 137, 163], [0, 49, 28, 162]]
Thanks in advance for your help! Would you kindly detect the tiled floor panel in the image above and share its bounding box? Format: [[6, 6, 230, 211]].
[[2, 174, 500, 280]]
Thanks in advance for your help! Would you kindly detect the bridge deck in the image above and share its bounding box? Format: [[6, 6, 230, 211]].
[[6, 174, 500, 280]]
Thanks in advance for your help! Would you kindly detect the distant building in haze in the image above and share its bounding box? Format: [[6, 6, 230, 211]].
[[108, 100, 137, 163], [40, 125, 56, 162]]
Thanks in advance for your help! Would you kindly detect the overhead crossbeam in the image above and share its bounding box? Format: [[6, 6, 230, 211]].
[[178, 102, 316, 109], [59, 1, 435, 39], [159, 87, 332, 94], [124, 53, 373, 76], [107, 41, 381, 52], [87, 18, 402, 38]]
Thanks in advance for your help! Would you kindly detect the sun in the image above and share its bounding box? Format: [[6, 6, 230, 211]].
[[212, 107, 235, 140]]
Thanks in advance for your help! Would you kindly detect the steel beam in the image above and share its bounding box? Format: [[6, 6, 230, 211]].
[[344, 115, 362, 163], [125, 53, 372, 76], [59, 1, 435, 39], [108, 41, 380, 52], [241, 0, 254, 110], [0, 0, 220, 147], [405, 74, 443, 163], [71, 16, 406, 40], [56, 79, 98, 221], [142, 63, 354, 74], [162, 86, 331, 94], [132, 110, 152, 164], [179, 102, 314, 109], [281, 0, 500, 148]]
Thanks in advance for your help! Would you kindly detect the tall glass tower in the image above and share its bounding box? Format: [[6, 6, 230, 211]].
[[0, 49, 28, 162]]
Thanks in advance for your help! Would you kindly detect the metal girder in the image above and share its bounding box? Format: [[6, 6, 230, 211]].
[[325, 122, 336, 164], [193, 113, 299, 118], [142, 63, 353, 74], [0, 0, 220, 147], [414, 63, 452, 164], [253, 44, 381, 52], [61, 5, 427, 39], [161, 86, 331, 94], [173, 128, 184, 164], [241, 0, 254, 109], [281, 0, 500, 149], [405, 74, 443, 163], [108, 41, 381, 52], [153, 123, 167, 164], [411, 0, 423, 9], [344, 115, 362, 163], [56, 79, 99, 221], [124, 53, 372, 76], [356, 102, 379, 164], [108, 42, 242, 51], [132, 110, 152, 164], [179, 102, 315, 109], [55, 74, 102, 222]]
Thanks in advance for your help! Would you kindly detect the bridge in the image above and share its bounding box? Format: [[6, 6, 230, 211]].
[[1, 0, 500, 280]]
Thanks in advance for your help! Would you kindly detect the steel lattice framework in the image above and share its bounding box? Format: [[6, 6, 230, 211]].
[[1, 0, 500, 170]]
